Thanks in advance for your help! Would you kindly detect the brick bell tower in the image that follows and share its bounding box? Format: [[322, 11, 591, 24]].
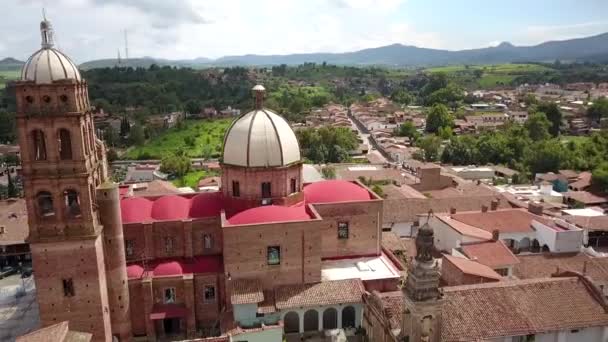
[[15, 16, 131, 341]]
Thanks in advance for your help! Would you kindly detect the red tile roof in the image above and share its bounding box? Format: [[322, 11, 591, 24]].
[[274, 279, 364, 310], [127, 255, 223, 279], [451, 209, 549, 233], [436, 215, 493, 240], [443, 254, 502, 280], [442, 277, 608, 341], [565, 215, 608, 231], [513, 253, 608, 283], [229, 278, 264, 305], [121, 192, 226, 224], [566, 191, 608, 205], [303, 180, 372, 204], [461, 240, 520, 269], [227, 205, 311, 225]]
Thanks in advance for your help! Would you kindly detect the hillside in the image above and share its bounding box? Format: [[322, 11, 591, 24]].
[[80, 31, 608, 68], [0, 57, 24, 71]]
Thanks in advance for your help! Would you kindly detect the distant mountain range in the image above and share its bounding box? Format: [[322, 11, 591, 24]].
[[3, 32, 608, 70], [0, 57, 25, 71]]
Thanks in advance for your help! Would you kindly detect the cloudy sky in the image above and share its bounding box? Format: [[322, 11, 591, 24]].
[[2, 0, 608, 63]]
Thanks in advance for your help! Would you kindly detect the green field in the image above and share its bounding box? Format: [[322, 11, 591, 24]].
[[0, 70, 20, 89], [124, 119, 233, 160], [425, 63, 555, 89], [172, 170, 219, 189]]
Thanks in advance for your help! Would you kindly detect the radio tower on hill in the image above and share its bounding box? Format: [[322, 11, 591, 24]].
[[124, 29, 129, 60]]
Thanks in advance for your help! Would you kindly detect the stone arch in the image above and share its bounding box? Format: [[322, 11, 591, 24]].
[[63, 189, 81, 218], [342, 306, 356, 329], [531, 239, 540, 252], [323, 307, 338, 330], [283, 311, 299, 334], [542, 244, 550, 253], [37, 191, 55, 217], [31, 129, 47, 161], [304, 309, 319, 332], [519, 237, 531, 252], [58, 128, 73, 160]]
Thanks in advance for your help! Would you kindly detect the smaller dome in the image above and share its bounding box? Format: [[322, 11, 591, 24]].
[[189, 192, 225, 218], [121, 197, 153, 224], [227, 205, 310, 225], [153, 261, 184, 277], [303, 180, 371, 204], [127, 265, 144, 279], [222, 85, 301, 168], [150, 195, 191, 221]]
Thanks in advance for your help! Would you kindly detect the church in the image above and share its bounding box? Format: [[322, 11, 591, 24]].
[[15, 17, 407, 342]]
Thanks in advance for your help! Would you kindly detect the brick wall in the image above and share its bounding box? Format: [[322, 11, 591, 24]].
[[312, 200, 382, 259], [222, 220, 323, 289], [31, 237, 112, 342]]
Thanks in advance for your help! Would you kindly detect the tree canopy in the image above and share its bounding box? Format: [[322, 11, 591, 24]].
[[425, 104, 454, 133], [296, 126, 358, 164]]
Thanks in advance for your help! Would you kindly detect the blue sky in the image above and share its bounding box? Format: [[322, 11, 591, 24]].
[[2, 0, 608, 62]]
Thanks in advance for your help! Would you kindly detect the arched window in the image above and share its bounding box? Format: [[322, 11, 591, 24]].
[[58, 129, 73, 160], [64, 189, 81, 218], [32, 129, 47, 161], [37, 191, 55, 217]]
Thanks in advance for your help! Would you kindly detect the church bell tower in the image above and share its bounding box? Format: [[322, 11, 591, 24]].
[[15, 16, 130, 342], [401, 212, 443, 342]]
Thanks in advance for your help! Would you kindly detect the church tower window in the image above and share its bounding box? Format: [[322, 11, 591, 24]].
[[32, 129, 47, 161], [62, 278, 75, 297], [64, 189, 81, 218], [37, 191, 55, 217], [261, 182, 272, 198], [290, 178, 297, 194], [58, 129, 73, 160], [232, 181, 240, 197], [267, 246, 280, 266]]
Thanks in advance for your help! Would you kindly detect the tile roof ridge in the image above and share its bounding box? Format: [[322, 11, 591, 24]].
[[552, 270, 608, 313], [443, 277, 572, 292]]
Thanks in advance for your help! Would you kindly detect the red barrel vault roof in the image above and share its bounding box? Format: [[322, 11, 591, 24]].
[[303, 180, 372, 204], [227, 205, 311, 225]]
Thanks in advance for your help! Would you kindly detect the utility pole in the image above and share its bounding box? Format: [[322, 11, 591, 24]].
[[124, 29, 129, 60]]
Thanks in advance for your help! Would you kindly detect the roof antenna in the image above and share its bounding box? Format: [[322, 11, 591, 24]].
[[42, 8, 47, 21]]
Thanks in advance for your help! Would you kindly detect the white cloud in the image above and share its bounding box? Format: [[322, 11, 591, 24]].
[[520, 21, 608, 45]]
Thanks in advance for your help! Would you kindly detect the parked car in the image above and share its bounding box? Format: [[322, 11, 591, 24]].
[[0, 266, 16, 279]]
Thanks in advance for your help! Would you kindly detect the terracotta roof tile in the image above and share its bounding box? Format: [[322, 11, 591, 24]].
[[443, 255, 502, 280], [565, 215, 608, 231], [257, 290, 276, 314], [451, 209, 549, 233], [377, 291, 404, 331], [274, 279, 364, 310], [514, 253, 608, 283], [565, 191, 608, 205], [229, 278, 264, 305], [442, 277, 608, 341], [436, 214, 493, 240], [461, 240, 520, 269]]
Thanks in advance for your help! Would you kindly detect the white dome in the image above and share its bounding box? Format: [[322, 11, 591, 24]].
[[21, 48, 81, 84], [223, 108, 301, 168], [21, 17, 81, 84]]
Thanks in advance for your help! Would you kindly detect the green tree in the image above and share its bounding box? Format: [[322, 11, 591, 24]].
[[588, 97, 608, 123], [524, 140, 565, 174], [390, 89, 414, 105], [422, 72, 449, 96], [437, 126, 453, 140], [185, 100, 201, 115], [441, 135, 478, 165], [536, 102, 563, 136], [129, 124, 146, 146], [525, 112, 551, 141], [394, 121, 419, 143], [426, 84, 464, 108], [321, 166, 336, 179], [416, 135, 442, 162], [160, 153, 191, 177], [102, 126, 119, 147], [592, 162, 608, 192], [425, 104, 454, 133]]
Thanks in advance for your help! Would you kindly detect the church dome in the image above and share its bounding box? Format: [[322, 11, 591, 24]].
[[222, 85, 301, 168], [21, 17, 81, 84]]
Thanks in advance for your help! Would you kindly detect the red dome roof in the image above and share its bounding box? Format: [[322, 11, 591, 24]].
[[151, 195, 191, 221], [228, 205, 310, 225], [189, 192, 225, 218], [153, 260, 184, 277], [121, 197, 153, 223], [303, 180, 371, 204], [127, 264, 144, 279]]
